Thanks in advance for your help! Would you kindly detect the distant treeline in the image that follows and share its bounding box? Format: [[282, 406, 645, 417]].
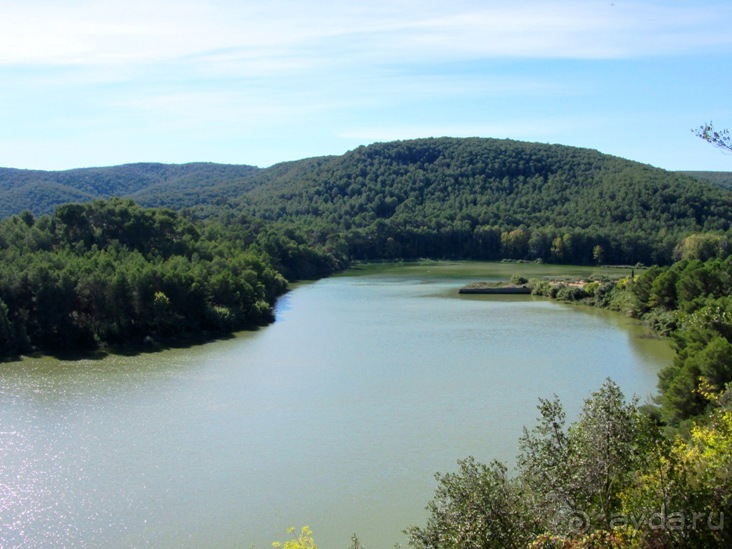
[[0, 163, 260, 218], [681, 170, 732, 192]]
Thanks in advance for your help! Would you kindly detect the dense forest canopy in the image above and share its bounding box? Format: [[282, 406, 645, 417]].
[[0, 162, 260, 218], [3, 137, 732, 356], [234, 138, 732, 265], [0, 199, 341, 358], [2, 138, 732, 266], [680, 171, 732, 192]]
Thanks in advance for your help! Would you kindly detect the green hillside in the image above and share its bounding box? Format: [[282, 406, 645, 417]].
[[0, 162, 260, 218], [680, 170, 732, 191], [236, 138, 732, 265], [2, 138, 731, 265]]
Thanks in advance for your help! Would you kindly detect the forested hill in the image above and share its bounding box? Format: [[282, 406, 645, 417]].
[[2, 138, 732, 265], [235, 138, 732, 265], [0, 162, 260, 218], [680, 170, 732, 192]]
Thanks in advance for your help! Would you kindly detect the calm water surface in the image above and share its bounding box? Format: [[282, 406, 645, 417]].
[[0, 262, 673, 548]]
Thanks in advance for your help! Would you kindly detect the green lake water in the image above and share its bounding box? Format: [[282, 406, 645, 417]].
[[0, 262, 673, 548]]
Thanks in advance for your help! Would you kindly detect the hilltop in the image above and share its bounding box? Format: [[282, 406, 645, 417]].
[[0, 162, 260, 218], [235, 138, 732, 265], [2, 138, 731, 265], [680, 170, 732, 192]]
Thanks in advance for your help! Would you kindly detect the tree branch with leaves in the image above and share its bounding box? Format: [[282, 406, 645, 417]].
[[693, 121, 732, 153]]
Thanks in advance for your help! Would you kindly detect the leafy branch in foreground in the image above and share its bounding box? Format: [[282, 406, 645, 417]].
[[693, 121, 732, 153]]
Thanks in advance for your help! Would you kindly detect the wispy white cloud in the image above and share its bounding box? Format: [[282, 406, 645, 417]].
[[0, 0, 728, 127], [1, 1, 731, 170], [1, 0, 730, 71], [113, 87, 344, 133]]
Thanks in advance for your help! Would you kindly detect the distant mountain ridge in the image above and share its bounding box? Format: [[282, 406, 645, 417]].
[[679, 170, 732, 192], [0, 162, 260, 218], [2, 137, 732, 265], [2, 142, 731, 221]]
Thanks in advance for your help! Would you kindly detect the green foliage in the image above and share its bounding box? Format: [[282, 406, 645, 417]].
[[640, 308, 677, 337], [555, 286, 589, 302], [502, 229, 530, 260], [232, 138, 732, 266], [604, 285, 638, 316], [674, 233, 729, 261], [681, 171, 732, 192], [566, 382, 644, 526], [407, 380, 732, 547], [649, 269, 679, 310], [622, 257, 732, 424], [0, 297, 18, 358], [517, 381, 646, 534], [693, 121, 732, 153], [0, 163, 260, 218], [0, 199, 342, 358], [530, 279, 556, 297], [620, 398, 732, 547], [632, 266, 661, 313], [528, 529, 641, 548], [3, 139, 731, 268], [592, 244, 605, 265], [410, 379, 732, 547], [272, 526, 317, 549], [405, 457, 535, 548], [583, 281, 600, 296]]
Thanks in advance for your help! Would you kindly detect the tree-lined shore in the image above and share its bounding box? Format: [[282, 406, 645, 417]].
[[0, 199, 342, 358], [3, 137, 732, 547]]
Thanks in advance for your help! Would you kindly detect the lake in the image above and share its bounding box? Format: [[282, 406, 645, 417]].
[[0, 262, 673, 548]]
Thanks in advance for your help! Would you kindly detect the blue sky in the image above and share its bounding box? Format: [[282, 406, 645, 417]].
[[1, 0, 731, 171]]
